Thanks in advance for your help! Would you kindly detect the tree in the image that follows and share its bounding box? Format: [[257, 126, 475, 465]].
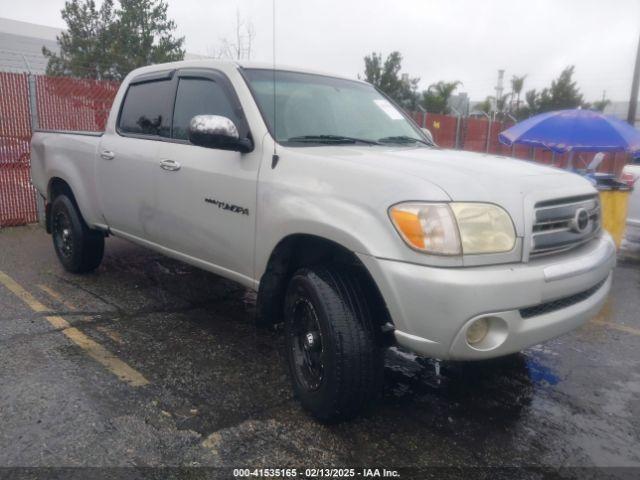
[[42, 0, 116, 79], [43, 0, 184, 80], [211, 9, 255, 60], [421, 81, 462, 114], [363, 51, 420, 110], [475, 97, 492, 115], [495, 92, 511, 116], [536, 66, 584, 113], [525, 89, 538, 111], [473, 93, 510, 119], [515, 88, 539, 119], [591, 98, 611, 112], [510, 75, 526, 114], [517, 67, 586, 117], [110, 0, 185, 78]]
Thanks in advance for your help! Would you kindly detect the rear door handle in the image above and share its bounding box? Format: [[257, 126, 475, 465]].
[[160, 159, 181, 171], [100, 150, 115, 160]]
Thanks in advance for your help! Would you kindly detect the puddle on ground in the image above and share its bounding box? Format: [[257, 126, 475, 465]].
[[380, 347, 563, 427]]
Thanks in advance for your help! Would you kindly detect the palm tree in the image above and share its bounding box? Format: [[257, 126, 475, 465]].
[[475, 96, 493, 115], [510, 75, 527, 114], [496, 92, 511, 114], [478, 93, 511, 119], [422, 80, 462, 114]]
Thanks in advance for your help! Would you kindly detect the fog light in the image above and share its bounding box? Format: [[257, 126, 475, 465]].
[[466, 317, 489, 345]]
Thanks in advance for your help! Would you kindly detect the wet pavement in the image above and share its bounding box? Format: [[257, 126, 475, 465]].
[[0, 225, 639, 476]]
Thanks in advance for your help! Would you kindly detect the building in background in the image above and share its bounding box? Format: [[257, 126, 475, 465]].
[[0, 17, 60, 73]]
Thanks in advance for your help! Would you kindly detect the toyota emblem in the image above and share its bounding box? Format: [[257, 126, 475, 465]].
[[570, 208, 590, 233]]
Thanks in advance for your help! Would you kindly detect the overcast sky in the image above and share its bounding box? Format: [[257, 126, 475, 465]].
[[6, 0, 640, 101]]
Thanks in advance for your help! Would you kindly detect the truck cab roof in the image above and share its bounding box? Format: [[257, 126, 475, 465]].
[[125, 59, 369, 86]]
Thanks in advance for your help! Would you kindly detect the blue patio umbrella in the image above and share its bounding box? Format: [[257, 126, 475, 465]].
[[499, 109, 640, 154]]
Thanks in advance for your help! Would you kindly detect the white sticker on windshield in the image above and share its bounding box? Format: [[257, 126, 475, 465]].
[[374, 99, 404, 120]]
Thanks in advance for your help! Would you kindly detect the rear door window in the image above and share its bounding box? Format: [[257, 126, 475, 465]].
[[118, 80, 172, 137]]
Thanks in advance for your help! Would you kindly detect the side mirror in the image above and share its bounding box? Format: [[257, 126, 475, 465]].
[[421, 128, 435, 144], [188, 115, 253, 153]]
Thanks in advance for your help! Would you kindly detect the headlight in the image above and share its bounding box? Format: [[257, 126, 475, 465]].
[[389, 202, 515, 255], [389, 203, 461, 255], [450, 203, 516, 254]]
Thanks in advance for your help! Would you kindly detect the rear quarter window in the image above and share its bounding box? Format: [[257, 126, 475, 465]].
[[118, 80, 172, 137]]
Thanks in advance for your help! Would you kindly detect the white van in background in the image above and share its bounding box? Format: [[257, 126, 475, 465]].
[[623, 159, 640, 245]]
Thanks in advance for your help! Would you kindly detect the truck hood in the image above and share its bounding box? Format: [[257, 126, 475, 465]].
[[290, 145, 597, 236], [295, 145, 593, 200]]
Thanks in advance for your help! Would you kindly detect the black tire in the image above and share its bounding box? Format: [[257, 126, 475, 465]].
[[51, 194, 104, 273], [284, 265, 383, 422]]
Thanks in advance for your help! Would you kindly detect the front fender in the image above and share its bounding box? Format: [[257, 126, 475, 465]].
[[253, 145, 462, 280], [255, 193, 402, 279]]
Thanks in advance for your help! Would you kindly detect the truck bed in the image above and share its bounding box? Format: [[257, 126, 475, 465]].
[[33, 129, 103, 137], [30, 129, 104, 228]]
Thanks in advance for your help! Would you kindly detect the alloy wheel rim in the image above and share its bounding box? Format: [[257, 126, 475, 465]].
[[53, 211, 73, 258], [290, 297, 324, 391]]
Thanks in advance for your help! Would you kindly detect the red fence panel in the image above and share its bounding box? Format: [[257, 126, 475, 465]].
[[424, 113, 457, 148], [0, 72, 37, 227], [415, 111, 629, 174], [0, 73, 120, 227], [461, 118, 489, 153], [36, 76, 119, 132], [488, 120, 515, 156]]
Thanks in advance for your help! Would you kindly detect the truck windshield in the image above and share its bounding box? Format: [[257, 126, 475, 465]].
[[242, 68, 431, 147]]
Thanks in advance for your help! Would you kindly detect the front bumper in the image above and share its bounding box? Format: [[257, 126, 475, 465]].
[[358, 233, 616, 360]]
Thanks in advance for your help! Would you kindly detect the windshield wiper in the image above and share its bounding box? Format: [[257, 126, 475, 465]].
[[286, 135, 381, 145], [378, 135, 432, 146]]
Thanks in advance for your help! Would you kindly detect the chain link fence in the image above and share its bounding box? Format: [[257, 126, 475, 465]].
[[411, 110, 629, 171], [0, 70, 118, 226], [1, 72, 38, 226]]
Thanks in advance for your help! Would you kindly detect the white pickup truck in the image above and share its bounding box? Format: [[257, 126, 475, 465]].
[[31, 60, 616, 422]]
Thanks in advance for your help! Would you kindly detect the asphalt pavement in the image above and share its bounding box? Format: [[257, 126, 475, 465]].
[[0, 225, 639, 479]]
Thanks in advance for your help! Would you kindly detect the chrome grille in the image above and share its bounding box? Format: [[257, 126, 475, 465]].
[[530, 194, 601, 257]]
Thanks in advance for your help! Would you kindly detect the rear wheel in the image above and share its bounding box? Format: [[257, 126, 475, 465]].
[[284, 265, 383, 422], [51, 194, 104, 273]]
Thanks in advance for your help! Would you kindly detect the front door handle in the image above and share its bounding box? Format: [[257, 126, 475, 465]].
[[100, 150, 115, 160], [160, 159, 181, 171]]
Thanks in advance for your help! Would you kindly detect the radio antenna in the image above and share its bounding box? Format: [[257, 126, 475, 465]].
[[271, 0, 280, 168]]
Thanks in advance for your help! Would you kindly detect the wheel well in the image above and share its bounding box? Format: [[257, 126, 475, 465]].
[[46, 178, 77, 233], [257, 234, 393, 340], [48, 177, 76, 202]]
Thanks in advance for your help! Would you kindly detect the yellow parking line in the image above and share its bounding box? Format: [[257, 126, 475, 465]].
[[62, 324, 148, 386], [591, 320, 640, 337], [0, 271, 49, 313], [590, 298, 640, 337], [37, 284, 124, 344], [37, 284, 77, 311], [0, 271, 149, 387]]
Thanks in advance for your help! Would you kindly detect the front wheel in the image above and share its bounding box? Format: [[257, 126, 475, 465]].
[[51, 194, 104, 273], [284, 266, 383, 422]]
